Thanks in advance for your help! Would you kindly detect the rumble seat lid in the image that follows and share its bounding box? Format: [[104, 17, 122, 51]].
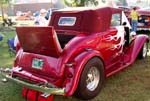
[[16, 26, 62, 57]]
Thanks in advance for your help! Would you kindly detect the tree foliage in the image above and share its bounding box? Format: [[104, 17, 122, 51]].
[[115, 0, 128, 6], [0, 0, 12, 21], [63, 0, 99, 7]]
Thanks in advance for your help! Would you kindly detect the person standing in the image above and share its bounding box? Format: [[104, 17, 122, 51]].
[[130, 7, 139, 33], [34, 9, 48, 26]]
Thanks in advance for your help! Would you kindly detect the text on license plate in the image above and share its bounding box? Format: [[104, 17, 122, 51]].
[[32, 58, 44, 69]]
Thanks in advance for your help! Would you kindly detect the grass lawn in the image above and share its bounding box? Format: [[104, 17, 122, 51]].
[[0, 29, 150, 101], [0, 30, 16, 68]]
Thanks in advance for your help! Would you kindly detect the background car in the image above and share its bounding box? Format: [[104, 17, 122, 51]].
[[137, 7, 150, 31], [45, 8, 59, 20], [16, 11, 33, 21]]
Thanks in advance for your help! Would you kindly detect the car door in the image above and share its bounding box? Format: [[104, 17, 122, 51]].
[[99, 13, 125, 70]]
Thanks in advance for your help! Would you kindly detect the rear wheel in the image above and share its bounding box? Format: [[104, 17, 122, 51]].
[[138, 41, 148, 59], [75, 57, 105, 100]]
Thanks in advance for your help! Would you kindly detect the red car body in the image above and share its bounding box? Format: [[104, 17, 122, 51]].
[[137, 7, 150, 31], [3, 7, 149, 101]]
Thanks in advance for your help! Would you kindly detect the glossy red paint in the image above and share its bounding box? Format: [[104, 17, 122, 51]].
[[22, 87, 54, 101], [16, 27, 62, 57], [10, 7, 149, 100], [49, 7, 122, 33], [137, 8, 150, 30]]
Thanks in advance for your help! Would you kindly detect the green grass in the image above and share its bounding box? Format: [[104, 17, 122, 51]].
[[0, 30, 16, 68], [0, 30, 150, 101], [0, 29, 25, 101]]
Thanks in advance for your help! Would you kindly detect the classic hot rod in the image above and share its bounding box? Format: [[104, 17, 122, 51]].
[[1, 7, 149, 101]]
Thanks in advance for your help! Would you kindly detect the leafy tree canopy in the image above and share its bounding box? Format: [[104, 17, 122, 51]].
[[63, 0, 99, 7], [0, 0, 12, 21], [0, 0, 12, 6]]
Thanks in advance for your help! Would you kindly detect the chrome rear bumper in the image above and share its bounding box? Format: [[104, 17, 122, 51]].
[[0, 69, 65, 95]]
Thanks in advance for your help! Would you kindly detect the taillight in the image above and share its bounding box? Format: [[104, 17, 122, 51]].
[[13, 48, 23, 67]]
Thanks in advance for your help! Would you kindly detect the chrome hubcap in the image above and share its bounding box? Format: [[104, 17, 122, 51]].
[[86, 67, 100, 91], [143, 43, 147, 58]]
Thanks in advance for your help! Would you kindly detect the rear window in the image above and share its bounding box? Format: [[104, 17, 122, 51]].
[[111, 13, 121, 26], [58, 17, 76, 26]]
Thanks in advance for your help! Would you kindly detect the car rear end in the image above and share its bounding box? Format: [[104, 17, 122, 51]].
[[6, 26, 68, 101]]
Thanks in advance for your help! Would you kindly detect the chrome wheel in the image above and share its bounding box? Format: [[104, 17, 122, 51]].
[[142, 42, 148, 58], [86, 66, 100, 91], [75, 57, 104, 100]]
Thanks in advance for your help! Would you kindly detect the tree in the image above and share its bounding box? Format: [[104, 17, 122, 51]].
[[116, 0, 128, 6], [63, 0, 99, 7], [0, 0, 12, 21]]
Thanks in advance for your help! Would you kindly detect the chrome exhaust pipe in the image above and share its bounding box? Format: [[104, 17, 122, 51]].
[[0, 68, 12, 73]]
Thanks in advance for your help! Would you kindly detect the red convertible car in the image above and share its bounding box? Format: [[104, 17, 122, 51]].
[[1, 7, 149, 101]]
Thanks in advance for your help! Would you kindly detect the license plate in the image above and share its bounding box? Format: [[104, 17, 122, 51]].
[[32, 58, 44, 69]]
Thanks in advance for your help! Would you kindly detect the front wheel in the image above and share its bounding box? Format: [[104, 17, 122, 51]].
[[138, 41, 148, 59], [74, 57, 105, 100]]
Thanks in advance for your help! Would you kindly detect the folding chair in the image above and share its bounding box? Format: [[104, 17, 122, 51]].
[[7, 38, 16, 56], [0, 34, 4, 45], [0, 34, 4, 41]]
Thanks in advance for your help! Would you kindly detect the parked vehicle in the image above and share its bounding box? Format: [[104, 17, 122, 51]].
[[16, 11, 33, 21], [45, 8, 59, 20], [2, 7, 149, 101], [118, 6, 150, 31], [137, 7, 150, 31]]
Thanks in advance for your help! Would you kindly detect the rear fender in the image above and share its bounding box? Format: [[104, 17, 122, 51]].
[[127, 34, 149, 64], [63, 50, 104, 96]]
